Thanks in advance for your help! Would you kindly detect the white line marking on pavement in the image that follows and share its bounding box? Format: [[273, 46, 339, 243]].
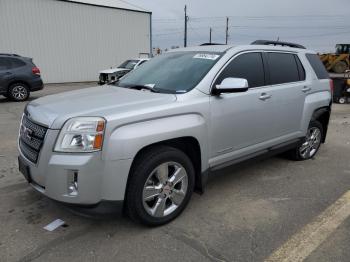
[[265, 190, 350, 262]]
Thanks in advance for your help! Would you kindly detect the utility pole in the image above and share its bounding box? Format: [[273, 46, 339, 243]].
[[225, 17, 229, 44], [184, 5, 188, 47], [209, 27, 212, 44]]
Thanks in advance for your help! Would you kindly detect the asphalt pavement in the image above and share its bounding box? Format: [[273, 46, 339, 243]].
[[0, 83, 349, 262]]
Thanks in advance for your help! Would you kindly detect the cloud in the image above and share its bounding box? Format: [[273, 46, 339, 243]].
[[129, 0, 350, 52]]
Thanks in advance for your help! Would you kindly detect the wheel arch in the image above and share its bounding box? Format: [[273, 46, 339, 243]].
[[125, 136, 205, 201], [7, 80, 30, 92], [311, 106, 331, 143]]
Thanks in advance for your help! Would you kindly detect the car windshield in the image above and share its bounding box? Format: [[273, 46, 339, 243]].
[[119, 60, 139, 70], [116, 51, 222, 93]]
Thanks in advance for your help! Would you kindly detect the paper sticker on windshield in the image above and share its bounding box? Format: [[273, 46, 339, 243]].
[[193, 54, 220, 60]]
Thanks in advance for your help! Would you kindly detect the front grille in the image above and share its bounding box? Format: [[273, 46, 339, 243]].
[[19, 114, 48, 163]]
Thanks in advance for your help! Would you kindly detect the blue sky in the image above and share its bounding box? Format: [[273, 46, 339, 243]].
[[128, 0, 350, 52]]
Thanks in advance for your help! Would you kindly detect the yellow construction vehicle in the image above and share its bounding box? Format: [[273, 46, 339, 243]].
[[319, 44, 350, 73]]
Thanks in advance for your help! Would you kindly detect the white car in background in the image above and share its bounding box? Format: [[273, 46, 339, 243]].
[[98, 58, 149, 85]]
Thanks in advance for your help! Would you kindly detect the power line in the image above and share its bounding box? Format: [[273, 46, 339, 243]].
[[153, 14, 350, 22], [155, 25, 350, 33], [227, 30, 350, 39], [153, 31, 183, 37], [152, 13, 350, 48], [153, 28, 350, 40], [188, 24, 203, 38]]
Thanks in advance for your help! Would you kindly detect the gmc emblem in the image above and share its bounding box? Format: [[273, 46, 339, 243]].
[[21, 125, 34, 141]]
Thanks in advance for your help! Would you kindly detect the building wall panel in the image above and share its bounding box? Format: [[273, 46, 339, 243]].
[[0, 0, 151, 83]]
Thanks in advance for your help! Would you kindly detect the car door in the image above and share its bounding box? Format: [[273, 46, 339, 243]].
[[209, 51, 278, 167], [263, 52, 306, 139], [0, 58, 12, 93]]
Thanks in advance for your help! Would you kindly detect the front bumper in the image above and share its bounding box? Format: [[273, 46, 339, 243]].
[[56, 200, 124, 218], [18, 129, 133, 205]]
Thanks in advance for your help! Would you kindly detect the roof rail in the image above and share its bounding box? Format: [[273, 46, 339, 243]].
[[0, 53, 21, 57], [200, 43, 225, 46], [251, 40, 306, 49]]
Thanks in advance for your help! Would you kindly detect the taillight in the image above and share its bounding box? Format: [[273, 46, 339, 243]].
[[329, 79, 334, 94], [32, 67, 40, 75]]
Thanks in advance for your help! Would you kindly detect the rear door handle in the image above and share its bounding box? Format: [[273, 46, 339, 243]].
[[259, 93, 272, 101], [302, 86, 311, 92]]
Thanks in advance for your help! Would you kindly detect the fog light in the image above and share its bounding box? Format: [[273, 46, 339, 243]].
[[67, 171, 78, 196]]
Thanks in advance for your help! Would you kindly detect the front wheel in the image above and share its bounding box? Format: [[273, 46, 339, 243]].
[[126, 146, 195, 226], [290, 121, 323, 161]]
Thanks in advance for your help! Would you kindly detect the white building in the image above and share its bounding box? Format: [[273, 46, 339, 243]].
[[0, 0, 151, 83]]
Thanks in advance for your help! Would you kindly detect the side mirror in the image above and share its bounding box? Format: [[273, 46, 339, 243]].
[[214, 78, 249, 95]]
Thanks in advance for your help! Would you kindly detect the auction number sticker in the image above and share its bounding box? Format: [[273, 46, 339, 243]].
[[193, 53, 220, 60]]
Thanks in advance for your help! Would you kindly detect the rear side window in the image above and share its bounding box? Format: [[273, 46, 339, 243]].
[[267, 53, 300, 85], [215, 52, 265, 88], [0, 58, 10, 70], [8, 58, 26, 68], [306, 53, 329, 79]]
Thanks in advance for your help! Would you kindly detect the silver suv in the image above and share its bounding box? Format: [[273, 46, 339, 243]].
[[18, 41, 332, 226]]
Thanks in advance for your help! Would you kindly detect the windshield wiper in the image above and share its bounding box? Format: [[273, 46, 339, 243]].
[[124, 85, 159, 93]]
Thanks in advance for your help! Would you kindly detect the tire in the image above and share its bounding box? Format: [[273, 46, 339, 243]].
[[332, 61, 348, 74], [338, 97, 346, 104], [126, 146, 195, 226], [290, 120, 323, 161], [8, 83, 30, 101]]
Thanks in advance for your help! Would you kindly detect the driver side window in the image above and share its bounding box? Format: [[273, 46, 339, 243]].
[[215, 52, 265, 88]]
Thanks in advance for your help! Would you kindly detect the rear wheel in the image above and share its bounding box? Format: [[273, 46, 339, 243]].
[[126, 146, 195, 226], [8, 83, 30, 101], [290, 121, 323, 161]]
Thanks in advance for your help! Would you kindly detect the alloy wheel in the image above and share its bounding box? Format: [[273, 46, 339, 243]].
[[299, 127, 322, 159], [12, 85, 28, 100], [142, 161, 188, 218]]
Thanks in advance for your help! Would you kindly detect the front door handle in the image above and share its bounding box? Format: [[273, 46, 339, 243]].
[[259, 93, 272, 101], [302, 86, 311, 92]]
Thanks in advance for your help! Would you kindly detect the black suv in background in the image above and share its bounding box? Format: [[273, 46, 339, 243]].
[[0, 54, 43, 101]]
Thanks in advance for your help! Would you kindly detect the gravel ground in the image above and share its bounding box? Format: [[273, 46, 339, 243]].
[[0, 83, 349, 262]]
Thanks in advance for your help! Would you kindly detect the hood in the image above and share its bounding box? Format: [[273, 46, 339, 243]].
[[99, 68, 130, 74], [26, 86, 177, 129]]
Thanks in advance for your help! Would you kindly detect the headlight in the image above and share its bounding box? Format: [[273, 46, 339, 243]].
[[54, 117, 106, 152]]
